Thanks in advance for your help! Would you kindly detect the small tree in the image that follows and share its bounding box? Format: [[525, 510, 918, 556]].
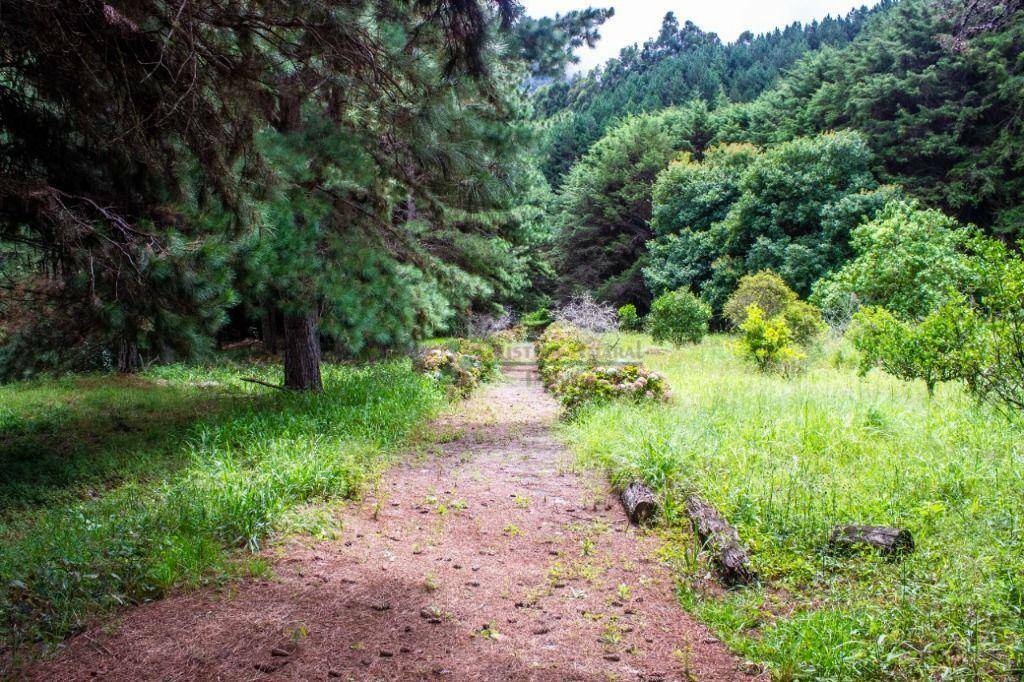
[[811, 200, 977, 321], [617, 304, 642, 331], [646, 289, 711, 346], [723, 271, 798, 328], [782, 301, 827, 346], [737, 305, 801, 372], [849, 305, 966, 396]]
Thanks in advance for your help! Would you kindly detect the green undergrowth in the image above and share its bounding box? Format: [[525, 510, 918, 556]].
[[0, 359, 444, 663], [560, 334, 1024, 680]]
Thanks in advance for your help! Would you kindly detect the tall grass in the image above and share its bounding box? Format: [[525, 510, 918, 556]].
[[0, 360, 443, 662], [561, 335, 1024, 680]]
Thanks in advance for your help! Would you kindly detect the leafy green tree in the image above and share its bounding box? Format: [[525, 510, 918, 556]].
[[555, 106, 709, 307], [849, 304, 968, 396], [646, 289, 711, 346], [723, 131, 878, 296], [532, 5, 883, 184], [955, 238, 1024, 412], [722, 0, 1024, 239], [643, 143, 759, 302], [722, 271, 798, 329], [812, 200, 979, 321]]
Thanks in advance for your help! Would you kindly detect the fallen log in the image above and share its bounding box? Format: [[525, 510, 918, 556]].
[[241, 377, 288, 391], [620, 482, 656, 524], [685, 495, 756, 586], [828, 525, 913, 556]]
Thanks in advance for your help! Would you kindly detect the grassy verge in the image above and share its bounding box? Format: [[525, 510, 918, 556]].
[[0, 359, 444, 666], [560, 334, 1024, 680]]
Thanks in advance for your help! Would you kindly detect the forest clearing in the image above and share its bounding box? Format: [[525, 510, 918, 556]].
[[2, 0, 1023, 679]]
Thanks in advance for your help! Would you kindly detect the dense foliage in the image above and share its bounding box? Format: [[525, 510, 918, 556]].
[[533, 5, 888, 182], [0, 0, 538, 388], [715, 0, 1024, 239], [646, 289, 711, 346], [554, 107, 705, 306]]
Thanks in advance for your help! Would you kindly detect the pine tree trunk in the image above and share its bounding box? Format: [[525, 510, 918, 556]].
[[116, 337, 142, 374], [262, 308, 281, 354], [283, 311, 322, 391]]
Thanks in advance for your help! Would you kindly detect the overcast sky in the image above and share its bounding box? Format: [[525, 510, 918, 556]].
[[519, 0, 872, 72]]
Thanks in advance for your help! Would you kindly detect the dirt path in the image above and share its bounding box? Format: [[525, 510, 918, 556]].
[[27, 362, 750, 681]]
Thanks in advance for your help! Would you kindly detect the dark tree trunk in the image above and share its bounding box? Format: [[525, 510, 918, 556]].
[[116, 337, 142, 374], [621, 482, 657, 525], [829, 525, 914, 556], [685, 495, 756, 586], [262, 307, 282, 354], [283, 311, 322, 391]]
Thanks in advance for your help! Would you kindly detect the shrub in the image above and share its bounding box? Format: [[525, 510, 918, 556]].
[[521, 308, 553, 338], [849, 305, 966, 395], [737, 305, 802, 372], [723, 271, 798, 328], [414, 348, 477, 394], [781, 300, 826, 345], [558, 364, 671, 413], [811, 200, 978, 321], [414, 340, 500, 395], [535, 323, 596, 391], [488, 325, 525, 350], [646, 289, 711, 346], [957, 239, 1024, 412], [617, 304, 642, 331], [456, 339, 501, 381]]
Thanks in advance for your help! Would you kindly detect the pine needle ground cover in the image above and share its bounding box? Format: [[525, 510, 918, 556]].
[[560, 334, 1024, 680], [0, 360, 444, 660]]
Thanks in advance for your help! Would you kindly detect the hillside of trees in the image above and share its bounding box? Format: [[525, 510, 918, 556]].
[[547, 0, 1024, 310]]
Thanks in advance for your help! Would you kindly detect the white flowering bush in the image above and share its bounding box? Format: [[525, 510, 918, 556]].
[[414, 339, 499, 396], [557, 364, 671, 413]]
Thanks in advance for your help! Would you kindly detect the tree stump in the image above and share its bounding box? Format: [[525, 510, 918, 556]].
[[620, 482, 656, 524], [684, 495, 756, 586], [828, 525, 913, 556]]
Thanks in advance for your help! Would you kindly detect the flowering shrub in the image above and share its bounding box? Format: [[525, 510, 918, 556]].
[[414, 339, 501, 395], [558, 364, 671, 412], [535, 323, 596, 390], [737, 304, 802, 373], [456, 339, 501, 381], [414, 348, 477, 394], [488, 325, 526, 350], [536, 323, 672, 412]]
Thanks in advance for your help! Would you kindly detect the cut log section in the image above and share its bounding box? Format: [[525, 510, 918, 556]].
[[620, 482, 656, 525], [828, 525, 913, 556], [684, 495, 756, 586]]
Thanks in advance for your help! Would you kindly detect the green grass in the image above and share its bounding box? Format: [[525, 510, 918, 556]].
[[0, 359, 444, 666], [561, 334, 1024, 680]]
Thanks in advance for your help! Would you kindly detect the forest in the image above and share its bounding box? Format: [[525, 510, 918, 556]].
[[1, 0, 1023, 679]]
